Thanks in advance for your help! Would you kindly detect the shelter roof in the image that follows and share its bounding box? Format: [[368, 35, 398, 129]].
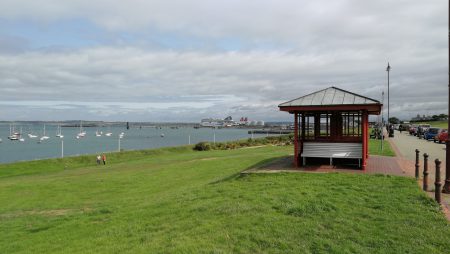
[[279, 86, 382, 114]]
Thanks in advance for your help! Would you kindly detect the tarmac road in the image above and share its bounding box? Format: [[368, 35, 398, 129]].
[[389, 130, 446, 164]]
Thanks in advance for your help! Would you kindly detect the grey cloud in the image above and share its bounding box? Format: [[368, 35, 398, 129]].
[[0, 0, 447, 121]]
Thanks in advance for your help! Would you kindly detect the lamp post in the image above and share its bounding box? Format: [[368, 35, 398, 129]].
[[381, 91, 384, 152], [444, 8, 450, 193], [386, 62, 391, 125]]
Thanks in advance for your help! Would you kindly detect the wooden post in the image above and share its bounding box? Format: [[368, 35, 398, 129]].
[[294, 112, 299, 167], [423, 153, 429, 191], [361, 111, 367, 170], [415, 149, 420, 180], [435, 159, 442, 204], [364, 112, 369, 159], [301, 114, 305, 166]]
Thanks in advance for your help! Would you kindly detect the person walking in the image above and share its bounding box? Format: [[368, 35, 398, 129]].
[[102, 154, 106, 165], [96, 155, 101, 165]]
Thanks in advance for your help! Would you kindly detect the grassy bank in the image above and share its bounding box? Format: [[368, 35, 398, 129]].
[[368, 139, 395, 156], [411, 121, 448, 129], [0, 145, 448, 253]]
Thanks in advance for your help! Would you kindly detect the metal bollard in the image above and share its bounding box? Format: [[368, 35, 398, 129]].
[[415, 149, 420, 180], [423, 153, 429, 191], [435, 159, 442, 204]]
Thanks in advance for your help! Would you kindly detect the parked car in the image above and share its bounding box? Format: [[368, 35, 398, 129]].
[[417, 124, 431, 138], [435, 129, 448, 143], [409, 125, 417, 136], [399, 124, 410, 132], [423, 127, 440, 140]]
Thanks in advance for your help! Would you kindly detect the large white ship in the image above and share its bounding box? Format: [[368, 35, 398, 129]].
[[200, 116, 235, 127]]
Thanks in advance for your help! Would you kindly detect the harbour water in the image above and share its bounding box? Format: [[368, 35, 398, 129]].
[[0, 124, 270, 164]]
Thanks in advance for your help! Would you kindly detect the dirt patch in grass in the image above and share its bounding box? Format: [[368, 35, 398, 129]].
[[0, 208, 93, 218]]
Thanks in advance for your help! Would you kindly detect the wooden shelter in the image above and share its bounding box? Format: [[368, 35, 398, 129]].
[[279, 87, 382, 170]]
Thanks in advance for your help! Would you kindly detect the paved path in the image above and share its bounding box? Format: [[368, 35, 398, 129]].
[[388, 130, 446, 180], [389, 130, 446, 163]]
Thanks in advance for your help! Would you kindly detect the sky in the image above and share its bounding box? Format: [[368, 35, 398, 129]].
[[0, 0, 447, 122]]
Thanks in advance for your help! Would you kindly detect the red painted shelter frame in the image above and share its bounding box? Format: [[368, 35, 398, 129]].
[[280, 104, 381, 170]]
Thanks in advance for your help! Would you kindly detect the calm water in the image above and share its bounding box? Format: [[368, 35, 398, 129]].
[[0, 124, 269, 164]]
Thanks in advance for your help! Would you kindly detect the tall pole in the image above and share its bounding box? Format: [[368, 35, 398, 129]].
[[118, 136, 121, 152], [61, 140, 64, 158], [386, 62, 391, 125], [444, 1, 450, 193], [381, 91, 384, 152]]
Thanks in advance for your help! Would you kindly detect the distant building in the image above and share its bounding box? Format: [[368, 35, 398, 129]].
[[200, 116, 265, 127], [411, 114, 433, 122]]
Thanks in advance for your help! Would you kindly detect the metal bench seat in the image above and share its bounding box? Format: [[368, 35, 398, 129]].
[[301, 142, 362, 167]]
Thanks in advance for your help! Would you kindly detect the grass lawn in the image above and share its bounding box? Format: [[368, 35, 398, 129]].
[[368, 139, 395, 156], [411, 121, 448, 129], [1, 145, 449, 253]]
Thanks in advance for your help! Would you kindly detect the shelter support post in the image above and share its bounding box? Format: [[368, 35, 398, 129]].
[[362, 111, 368, 170], [294, 112, 299, 167]]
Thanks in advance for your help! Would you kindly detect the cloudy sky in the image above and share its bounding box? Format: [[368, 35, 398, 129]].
[[0, 0, 447, 122]]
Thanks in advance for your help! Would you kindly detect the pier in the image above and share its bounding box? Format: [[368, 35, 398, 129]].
[[248, 129, 293, 134]]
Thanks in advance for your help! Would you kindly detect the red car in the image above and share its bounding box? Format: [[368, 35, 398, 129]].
[[434, 129, 448, 143]]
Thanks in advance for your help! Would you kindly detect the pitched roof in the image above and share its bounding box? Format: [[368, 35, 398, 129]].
[[278, 87, 380, 107]]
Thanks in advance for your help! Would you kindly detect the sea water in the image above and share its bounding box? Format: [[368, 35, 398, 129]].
[[0, 124, 270, 164]]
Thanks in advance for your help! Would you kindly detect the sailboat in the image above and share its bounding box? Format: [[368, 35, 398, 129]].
[[28, 133, 38, 138], [56, 125, 64, 138], [105, 126, 113, 136], [95, 128, 102, 137], [77, 121, 86, 138], [8, 124, 19, 141], [18, 127, 25, 142], [27, 125, 38, 138], [40, 124, 50, 141]]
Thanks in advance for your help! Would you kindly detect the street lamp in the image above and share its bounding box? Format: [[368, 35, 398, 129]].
[[444, 11, 450, 193], [386, 62, 391, 125]]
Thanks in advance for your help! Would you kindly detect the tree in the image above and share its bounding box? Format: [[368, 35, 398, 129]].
[[438, 113, 448, 120], [389, 117, 400, 124]]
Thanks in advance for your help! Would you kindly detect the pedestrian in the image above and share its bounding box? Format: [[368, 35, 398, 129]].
[[96, 155, 101, 165], [102, 154, 106, 165]]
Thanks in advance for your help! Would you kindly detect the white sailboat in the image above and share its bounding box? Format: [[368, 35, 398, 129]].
[[27, 125, 38, 138], [95, 128, 102, 137], [56, 125, 64, 138], [8, 124, 19, 141], [77, 121, 86, 138], [40, 124, 50, 141], [105, 125, 113, 136], [18, 127, 25, 142], [28, 133, 38, 138]]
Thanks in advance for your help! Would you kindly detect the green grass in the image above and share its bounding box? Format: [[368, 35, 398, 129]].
[[1, 145, 449, 253], [369, 139, 396, 156], [411, 121, 448, 129]]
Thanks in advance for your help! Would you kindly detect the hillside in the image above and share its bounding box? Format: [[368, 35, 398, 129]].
[[0, 145, 449, 253]]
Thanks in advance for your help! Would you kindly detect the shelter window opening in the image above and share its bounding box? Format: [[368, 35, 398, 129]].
[[341, 112, 362, 137]]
